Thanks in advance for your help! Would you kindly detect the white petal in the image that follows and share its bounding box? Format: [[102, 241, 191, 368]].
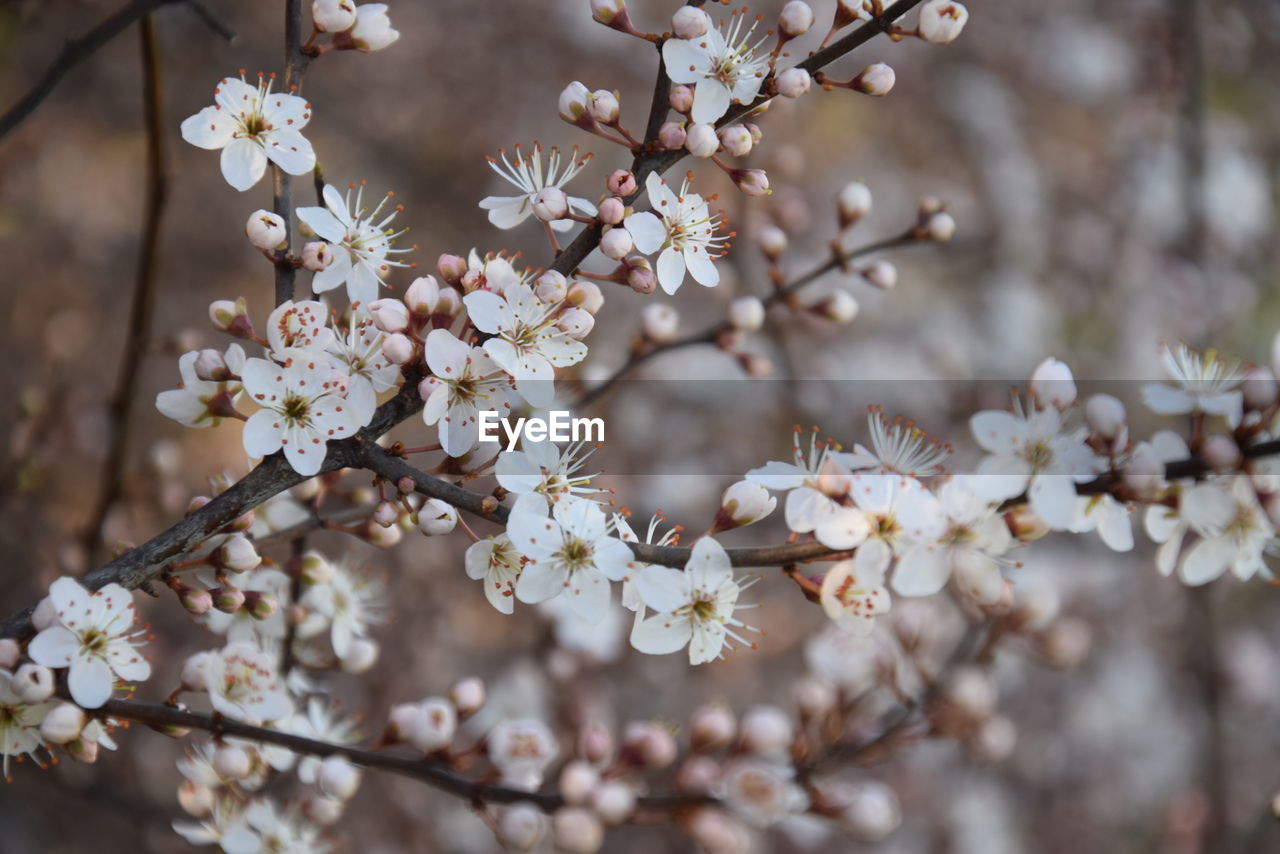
[[690, 80, 732, 124], [242, 409, 283, 459], [68, 656, 115, 709], [263, 128, 316, 175], [969, 410, 1024, 454], [662, 38, 712, 84], [219, 137, 268, 191], [180, 105, 236, 149], [27, 625, 79, 667], [514, 561, 565, 603], [892, 544, 951, 597], [656, 246, 686, 294], [683, 245, 720, 288], [631, 613, 692, 655], [1179, 535, 1233, 585], [636, 566, 687, 613], [625, 212, 666, 254], [1028, 474, 1078, 530], [1140, 383, 1194, 415], [297, 206, 348, 244]]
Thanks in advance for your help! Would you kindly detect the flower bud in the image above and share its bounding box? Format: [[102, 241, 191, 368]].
[[854, 62, 896, 96], [15, 663, 54, 703], [40, 702, 86, 744], [686, 808, 750, 852], [578, 722, 613, 765], [381, 332, 415, 365], [641, 303, 678, 342], [209, 297, 255, 339], [318, 754, 363, 801], [738, 352, 774, 378], [686, 123, 720, 158], [592, 781, 636, 825], [861, 260, 897, 290], [302, 794, 345, 826], [301, 551, 335, 585], [1005, 503, 1049, 542], [740, 705, 792, 757], [559, 81, 595, 127], [212, 744, 253, 780], [245, 209, 286, 252], [793, 676, 837, 719], [348, 3, 399, 51], [193, 349, 230, 382], [606, 169, 637, 197], [533, 187, 570, 222], [918, 0, 969, 44], [1123, 445, 1165, 499], [779, 1, 814, 37], [368, 298, 410, 333], [1243, 366, 1277, 410], [591, 0, 627, 27], [211, 587, 246, 613], [180, 651, 210, 691], [728, 296, 765, 332], [339, 637, 379, 674], [535, 270, 568, 303], [373, 500, 399, 528], [600, 227, 634, 260], [1030, 357, 1076, 409], [731, 169, 770, 196], [757, 225, 787, 261], [567, 280, 605, 314], [940, 666, 996, 724], [449, 676, 486, 717], [712, 480, 776, 534], [924, 210, 956, 241], [66, 737, 99, 763], [0, 638, 19, 670], [626, 257, 657, 294], [587, 89, 620, 125], [596, 197, 626, 226], [409, 697, 457, 753], [839, 781, 902, 841], [436, 254, 467, 286], [418, 498, 458, 535], [718, 125, 753, 157], [179, 586, 214, 615], [689, 704, 736, 750], [622, 721, 677, 768], [301, 241, 334, 271], [669, 84, 694, 114], [837, 181, 872, 228], [217, 533, 261, 572], [498, 804, 549, 851], [1084, 394, 1126, 439], [658, 121, 687, 150], [1038, 617, 1091, 669], [553, 808, 605, 854], [776, 67, 811, 98], [243, 591, 279, 621], [1202, 434, 1241, 472], [312, 0, 356, 32], [969, 714, 1018, 762], [559, 760, 599, 806], [813, 290, 859, 324], [557, 307, 596, 340], [672, 5, 709, 39]]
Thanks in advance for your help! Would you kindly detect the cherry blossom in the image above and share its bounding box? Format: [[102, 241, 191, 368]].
[[219, 799, 328, 854], [661, 10, 769, 124], [180, 73, 315, 191], [630, 537, 755, 664], [27, 577, 150, 709], [203, 642, 292, 723], [837, 409, 952, 476], [421, 329, 512, 456], [241, 350, 362, 476], [156, 344, 245, 427], [266, 300, 335, 356], [747, 429, 862, 542], [839, 474, 945, 576], [297, 183, 412, 306], [488, 718, 559, 789], [494, 439, 602, 505], [465, 533, 523, 614], [507, 495, 635, 621], [624, 172, 728, 294], [1169, 477, 1273, 585], [480, 143, 597, 232], [324, 308, 400, 425], [298, 560, 386, 659], [0, 669, 55, 778], [1141, 344, 1245, 427], [197, 567, 290, 643], [892, 477, 1012, 602]]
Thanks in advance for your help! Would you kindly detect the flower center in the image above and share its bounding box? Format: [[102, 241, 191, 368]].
[[558, 537, 594, 569], [281, 394, 311, 424]]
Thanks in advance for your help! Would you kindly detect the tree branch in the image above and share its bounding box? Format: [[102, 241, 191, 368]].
[[271, 0, 314, 306]]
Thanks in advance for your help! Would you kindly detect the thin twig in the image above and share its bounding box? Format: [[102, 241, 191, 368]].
[[84, 13, 169, 562], [271, 0, 314, 306]]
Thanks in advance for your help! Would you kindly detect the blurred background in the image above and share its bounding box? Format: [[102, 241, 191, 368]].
[[2, 0, 1280, 851]]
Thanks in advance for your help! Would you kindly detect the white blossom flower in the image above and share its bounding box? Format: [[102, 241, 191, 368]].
[[180, 73, 315, 191], [287, 698, 361, 784], [197, 568, 290, 643], [324, 308, 400, 425], [625, 172, 729, 294], [613, 511, 682, 620], [241, 350, 361, 476], [465, 533, 523, 614], [156, 344, 246, 427], [0, 669, 55, 778], [969, 405, 1104, 529], [1069, 494, 1134, 552], [508, 495, 636, 622], [173, 798, 253, 849], [836, 408, 952, 476], [178, 739, 269, 791], [267, 300, 335, 356], [422, 328, 512, 456], [219, 799, 328, 854], [297, 183, 412, 306], [463, 276, 587, 407], [719, 760, 805, 827], [27, 577, 150, 709], [819, 558, 890, 634], [1167, 477, 1274, 585], [630, 537, 755, 664], [1141, 344, 1245, 427], [662, 11, 769, 124], [298, 560, 385, 658], [480, 143, 597, 232], [747, 428, 864, 544], [841, 474, 945, 577], [917, 0, 969, 44], [495, 439, 602, 505], [203, 642, 292, 723], [488, 718, 559, 790]]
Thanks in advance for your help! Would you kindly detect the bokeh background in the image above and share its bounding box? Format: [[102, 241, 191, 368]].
[[2, 0, 1280, 851]]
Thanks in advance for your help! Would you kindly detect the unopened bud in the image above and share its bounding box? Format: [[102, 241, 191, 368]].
[[409, 697, 457, 753], [1038, 617, 1091, 669], [740, 705, 792, 757], [312, 0, 356, 32], [418, 498, 458, 535], [497, 803, 549, 852], [591, 0, 628, 28], [718, 125, 753, 157], [672, 5, 709, 39], [449, 676, 486, 717], [557, 307, 596, 340], [178, 780, 216, 818], [587, 89, 620, 125], [381, 332, 415, 365], [245, 209, 286, 252], [641, 303, 679, 342], [919, 0, 969, 44], [776, 67, 811, 98], [559, 760, 599, 806], [837, 181, 872, 228], [301, 241, 334, 271], [180, 651, 210, 691], [533, 187, 570, 222], [567, 280, 604, 314], [757, 225, 787, 261], [553, 809, 605, 854], [40, 702, 86, 744], [606, 169, 637, 197], [626, 257, 656, 294], [861, 260, 897, 290], [0, 638, 19, 670], [339, 637, 379, 674], [532, 270, 567, 304], [592, 781, 636, 825], [658, 121, 687, 150], [1201, 434, 1241, 472], [1029, 357, 1077, 409], [686, 123, 720, 158], [1243, 366, 1277, 411], [216, 533, 261, 572], [622, 721, 677, 768], [600, 227, 634, 260], [211, 587, 246, 613], [728, 296, 765, 332], [854, 62, 896, 96], [597, 197, 626, 226], [209, 297, 254, 339], [1084, 394, 1126, 439], [669, 84, 694, 114], [368, 298, 410, 333], [712, 480, 775, 534], [924, 210, 956, 241], [813, 290, 859, 324], [194, 349, 232, 381], [559, 81, 595, 128], [779, 0, 814, 37], [689, 704, 736, 750], [242, 591, 279, 620], [318, 754, 363, 801]]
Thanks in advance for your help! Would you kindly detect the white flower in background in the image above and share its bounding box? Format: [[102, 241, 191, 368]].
[[508, 495, 635, 622], [219, 799, 328, 854], [720, 759, 804, 827], [842, 474, 945, 577], [892, 477, 1012, 603], [173, 798, 252, 850], [747, 428, 858, 538], [480, 143, 597, 232], [287, 698, 361, 784], [488, 718, 559, 789], [180, 73, 315, 191], [463, 278, 587, 407], [543, 594, 627, 664], [203, 642, 292, 723], [267, 300, 335, 356], [465, 534, 523, 614], [630, 537, 755, 664], [347, 2, 399, 52], [198, 568, 290, 643], [241, 350, 361, 476], [613, 511, 682, 621], [0, 669, 56, 777], [662, 10, 769, 123], [463, 248, 528, 292], [495, 440, 602, 505], [422, 329, 512, 457], [625, 172, 729, 294], [819, 557, 890, 635], [156, 344, 246, 427], [297, 183, 412, 305], [804, 624, 892, 696], [1166, 477, 1274, 585], [324, 309, 400, 425], [1141, 344, 1245, 427], [178, 739, 269, 791], [299, 560, 385, 659], [1069, 494, 1134, 552], [969, 405, 1104, 529], [837, 408, 952, 476], [27, 577, 150, 709]]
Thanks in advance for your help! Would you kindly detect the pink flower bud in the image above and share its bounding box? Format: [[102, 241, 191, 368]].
[[405, 275, 441, 314], [567, 280, 604, 314], [578, 722, 614, 764], [449, 676, 486, 717], [418, 498, 458, 535], [587, 89, 620, 124], [1029, 357, 1076, 409], [217, 533, 261, 572], [559, 760, 599, 806], [211, 587, 246, 613], [409, 697, 457, 753], [243, 591, 279, 620], [368, 298, 410, 333], [654, 122, 687, 152], [837, 181, 872, 227], [641, 303, 678, 342], [535, 270, 568, 303], [498, 804, 549, 852], [672, 6, 709, 39], [668, 84, 694, 113], [622, 721, 677, 768], [590, 0, 627, 27], [924, 210, 956, 241], [245, 209, 286, 252], [776, 67, 811, 98], [552, 809, 604, 854], [381, 332, 415, 365], [718, 125, 753, 157], [686, 123, 720, 158], [193, 348, 231, 381], [533, 187, 570, 222], [1084, 394, 1126, 439], [600, 227, 633, 260], [779, 0, 814, 37], [1202, 434, 1241, 472], [740, 705, 792, 756], [318, 754, 363, 801], [557, 307, 596, 340], [180, 586, 213, 615], [312, 0, 356, 32], [853, 62, 895, 97], [918, 0, 969, 44], [728, 297, 765, 332], [373, 500, 399, 528], [213, 745, 253, 780], [626, 257, 656, 294], [731, 168, 771, 196], [301, 241, 334, 271], [689, 704, 737, 750], [0, 638, 19, 669], [437, 254, 467, 285], [209, 297, 255, 339], [559, 81, 595, 127], [597, 197, 626, 225], [861, 260, 897, 290], [605, 171, 637, 199], [745, 123, 763, 145], [592, 781, 636, 825], [40, 702, 86, 744], [302, 794, 345, 827]]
